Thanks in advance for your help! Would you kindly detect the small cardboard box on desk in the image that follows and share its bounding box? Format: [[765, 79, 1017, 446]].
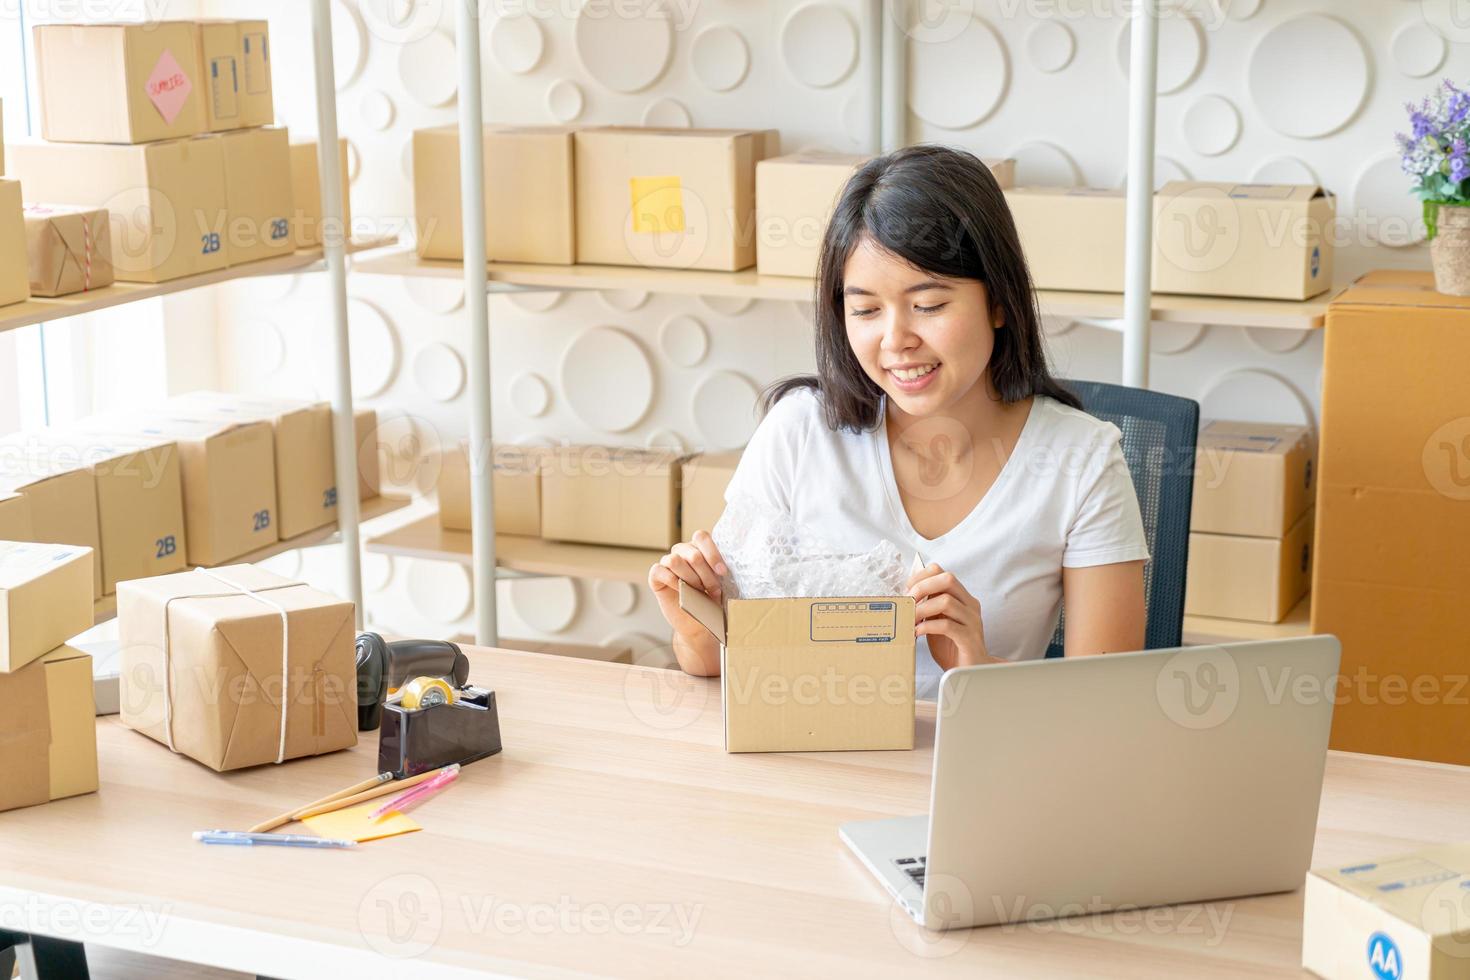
[[23, 204, 114, 297], [117, 564, 357, 771], [678, 581, 916, 753], [0, 542, 94, 673], [0, 644, 99, 814]]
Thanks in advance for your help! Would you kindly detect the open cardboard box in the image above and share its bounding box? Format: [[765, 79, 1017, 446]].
[[679, 581, 915, 753]]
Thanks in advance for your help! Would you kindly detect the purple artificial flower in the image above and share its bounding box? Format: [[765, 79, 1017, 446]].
[[1412, 111, 1433, 140], [1452, 156, 1469, 183]]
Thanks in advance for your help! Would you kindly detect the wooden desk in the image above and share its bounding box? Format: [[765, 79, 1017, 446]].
[[2, 647, 1467, 978]]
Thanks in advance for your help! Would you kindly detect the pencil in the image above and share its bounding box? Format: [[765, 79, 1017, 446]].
[[247, 772, 394, 833], [295, 765, 459, 820]]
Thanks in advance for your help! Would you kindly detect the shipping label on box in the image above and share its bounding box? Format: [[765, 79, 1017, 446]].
[[23, 204, 114, 297], [1153, 182, 1335, 300], [218, 126, 294, 265], [1193, 420, 1316, 537], [117, 564, 357, 771], [195, 20, 272, 131], [289, 138, 350, 248], [1006, 186, 1127, 292], [438, 441, 547, 537], [680, 450, 741, 540], [0, 645, 97, 813], [541, 445, 685, 549], [0, 542, 94, 673], [0, 460, 103, 599], [680, 582, 916, 753], [1185, 508, 1313, 623], [0, 180, 31, 308]]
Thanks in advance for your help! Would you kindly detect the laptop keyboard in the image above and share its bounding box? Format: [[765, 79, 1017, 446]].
[[894, 855, 926, 887]]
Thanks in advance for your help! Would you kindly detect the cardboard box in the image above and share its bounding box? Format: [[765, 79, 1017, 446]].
[[217, 126, 294, 265], [541, 446, 684, 549], [984, 157, 1016, 189], [0, 542, 94, 673], [2, 431, 186, 594], [1192, 420, 1316, 538], [1005, 186, 1126, 292], [195, 19, 272, 132], [1313, 272, 1470, 765], [117, 564, 357, 771], [1303, 842, 1470, 979], [34, 22, 205, 144], [0, 492, 31, 540], [414, 124, 576, 264], [756, 151, 870, 278], [438, 442, 546, 537], [354, 408, 380, 501], [680, 450, 741, 539], [679, 582, 916, 752], [23, 204, 115, 297], [0, 463, 102, 599], [6, 137, 229, 283], [1185, 508, 1313, 623], [0, 645, 98, 813], [0, 179, 28, 307], [1153, 181, 1335, 300], [575, 126, 780, 271], [289, 138, 350, 248]]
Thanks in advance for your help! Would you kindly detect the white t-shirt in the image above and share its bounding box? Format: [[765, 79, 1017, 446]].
[[721, 388, 1150, 699]]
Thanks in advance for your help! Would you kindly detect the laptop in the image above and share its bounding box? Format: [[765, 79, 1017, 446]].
[[840, 636, 1341, 931]]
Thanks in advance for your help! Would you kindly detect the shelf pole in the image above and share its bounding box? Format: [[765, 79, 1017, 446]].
[[456, 0, 499, 646], [1121, 0, 1159, 389], [309, 0, 363, 625], [879, 0, 905, 153]]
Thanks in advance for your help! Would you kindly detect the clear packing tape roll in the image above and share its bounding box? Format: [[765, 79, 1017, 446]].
[[712, 495, 909, 600]]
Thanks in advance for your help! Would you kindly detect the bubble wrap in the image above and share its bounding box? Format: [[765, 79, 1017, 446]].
[[712, 495, 909, 599]]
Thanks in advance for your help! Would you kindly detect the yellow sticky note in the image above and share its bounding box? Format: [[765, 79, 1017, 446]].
[[629, 176, 684, 234], [303, 801, 421, 843]]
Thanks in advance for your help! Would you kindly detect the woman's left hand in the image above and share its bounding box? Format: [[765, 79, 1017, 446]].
[[907, 563, 989, 670]]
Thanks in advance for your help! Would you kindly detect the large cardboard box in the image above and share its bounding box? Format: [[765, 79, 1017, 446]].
[[414, 124, 576, 264], [117, 564, 357, 771], [0, 179, 29, 307], [34, 22, 206, 144], [1153, 181, 1335, 300], [289, 138, 350, 248], [438, 442, 546, 537], [217, 127, 294, 265], [756, 151, 869, 278], [1185, 508, 1313, 623], [0, 543, 93, 673], [541, 446, 684, 549], [0, 645, 98, 813], [1006, 186, 1126, 292], [1193, 420, 1316, 537], [680, 450, 740, 540], [1303, 842, 1470, 980], [575, 126, 780, 272], [0, 463, 102, 599], [6, 137, 229, 283], [1314, 271, 1470, 765], [195, 19, 272, 132], [680, 582, 916, 752], [0, 492, 31, 540], [354, 408, 380, 501], [23, 204, 114, 297]]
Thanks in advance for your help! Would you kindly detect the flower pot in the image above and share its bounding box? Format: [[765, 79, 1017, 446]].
[[1431, 204, 1470, 296]]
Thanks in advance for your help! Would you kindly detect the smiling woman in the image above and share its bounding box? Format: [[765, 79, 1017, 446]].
[[648, 145, 1148, 695]]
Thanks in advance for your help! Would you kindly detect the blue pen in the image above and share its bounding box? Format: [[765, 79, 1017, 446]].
[[194, 830, 356, 849]]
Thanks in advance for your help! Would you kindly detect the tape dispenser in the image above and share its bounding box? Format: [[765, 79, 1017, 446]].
[[355, 633, 503, 778]]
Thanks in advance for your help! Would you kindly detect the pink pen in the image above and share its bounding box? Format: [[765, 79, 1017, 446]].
[[370, 766, 460, 821]]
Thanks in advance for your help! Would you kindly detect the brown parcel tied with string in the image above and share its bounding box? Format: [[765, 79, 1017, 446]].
[[23, 204, 114, 297], [117, 564, 357, 772]]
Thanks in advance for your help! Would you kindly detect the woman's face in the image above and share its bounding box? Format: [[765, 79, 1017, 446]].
[[841, 236, 999, 419]]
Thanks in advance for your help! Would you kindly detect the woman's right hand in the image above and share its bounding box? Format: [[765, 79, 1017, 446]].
[[648, 530, 728, 643]]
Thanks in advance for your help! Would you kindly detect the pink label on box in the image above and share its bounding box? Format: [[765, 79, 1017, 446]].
[[145, 49, 193, 125]]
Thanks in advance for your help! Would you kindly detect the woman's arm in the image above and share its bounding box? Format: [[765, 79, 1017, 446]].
[[1060, 559, 1146, 657]]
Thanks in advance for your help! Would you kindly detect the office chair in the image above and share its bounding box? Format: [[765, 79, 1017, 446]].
[[1045, 381, 1199, 659]]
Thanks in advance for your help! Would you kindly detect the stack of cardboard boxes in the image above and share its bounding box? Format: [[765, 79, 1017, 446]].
[[1184, 420, 1317, 624]]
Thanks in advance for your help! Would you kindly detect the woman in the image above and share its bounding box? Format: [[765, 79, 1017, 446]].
[[647, 144, 1148, 698]]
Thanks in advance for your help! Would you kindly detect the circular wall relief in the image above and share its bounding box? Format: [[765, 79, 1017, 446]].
[[403, 276, 465, 314], [1182, 95, 1241, 157], [1151, 323, 1207, 355], [599, 289, 650, 313], [841, 89, 874, 150], [1199, 367, 1317, 434], [322, 299, 398, 398], [692, 24, 750, 92], [574, 0, 672, 93], [1391, 22, 1447, 78], [561, 327, 654, 433], [546, 80, 585, 123], [909, 15, 1008, 130], [1353, 153, 1426, 247], [229, 320, 287, 377], [699, 295, 754, 317], [249, 273, 298, 303], [1115, 17, 1202, 95], [691, 370, 759, 450], [781, 4, 858, 89], [406, 559, 474, 624], [641, 97, 692, 128], [658, 314, 709, 367], [1043, 317, 1077, 337], [345, 140, 362, 183], [398, 30, 458, 107], [1248, 15, 1367, 138], [360, 90, 396, 131], [645, 429, 687, 451], [594, 580, 638, 617], [508, 372, 552, 418], [603, 631, 672, 668], [489, 12, 545, 75], [1025, 20, 1074, 73], [507, 577, 579, 633], [1117, 155, 1192, 190], [258, 550, 303, 579], [506, 289, 565, 313], [1227, 0, 1263, 18], [333, 0, 367, 91], [1010, 141, 1082, 186], [363, 552, 394, 593], [1242, 326, 1313, 354], [1251, 155, 1318, 185], [400, 138, 414, 180], [412, 343, 466, 402]]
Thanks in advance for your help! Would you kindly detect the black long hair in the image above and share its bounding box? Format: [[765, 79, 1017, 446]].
[[763, 144, 1080, 432]]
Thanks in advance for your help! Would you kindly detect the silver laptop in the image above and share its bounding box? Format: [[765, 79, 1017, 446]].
[[840, 636, 1341, 931]]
